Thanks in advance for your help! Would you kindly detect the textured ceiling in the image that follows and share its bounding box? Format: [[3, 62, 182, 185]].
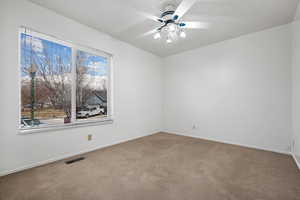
[[30, 0, 300, 57]]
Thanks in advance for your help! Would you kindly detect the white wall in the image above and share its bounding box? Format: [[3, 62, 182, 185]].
[[295, 3, 300, 21], [292, 17, 300, 165], [163, 25, 292, 153], [0, 0, 163, 175], [0, 0, 298, 176]]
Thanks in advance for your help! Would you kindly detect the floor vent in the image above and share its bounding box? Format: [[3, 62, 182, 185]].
[[65, 157, 85, 164]]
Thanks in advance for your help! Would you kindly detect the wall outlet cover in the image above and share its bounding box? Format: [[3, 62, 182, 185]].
[[88, 134, 92, 141]]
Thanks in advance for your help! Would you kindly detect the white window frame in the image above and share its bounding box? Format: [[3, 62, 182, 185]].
[[19, 27, 113, 134]]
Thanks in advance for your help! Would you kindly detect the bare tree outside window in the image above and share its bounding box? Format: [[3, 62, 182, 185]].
[[20, 33, 72, 128], [20, 29, 111, 130]]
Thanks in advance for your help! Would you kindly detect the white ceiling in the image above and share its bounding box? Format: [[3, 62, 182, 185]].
[[29, 0, 300, 57]]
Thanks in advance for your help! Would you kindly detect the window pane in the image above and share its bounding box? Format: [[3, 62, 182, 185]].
[[20, 33, 72, 128], [76, 50, 108, 121]]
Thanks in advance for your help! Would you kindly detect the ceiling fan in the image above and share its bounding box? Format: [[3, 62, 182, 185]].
[[142, 0, 209, 43]]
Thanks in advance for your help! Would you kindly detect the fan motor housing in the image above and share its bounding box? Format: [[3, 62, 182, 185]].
[[160, 4, 176, 21], [157, 4, 183, 31], [161, 10, 174, 18]]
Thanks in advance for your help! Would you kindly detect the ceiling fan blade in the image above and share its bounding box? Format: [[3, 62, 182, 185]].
[[173, 0, 198, 21], [185, 14, 239, 23], [141, 28, 158, 37], [137, 11, 163, 23], [180, 21, 210, 29]]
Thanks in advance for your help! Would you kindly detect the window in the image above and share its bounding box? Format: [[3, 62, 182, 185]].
[[20, 28, 112, 131], [76, 50, 108, 121]]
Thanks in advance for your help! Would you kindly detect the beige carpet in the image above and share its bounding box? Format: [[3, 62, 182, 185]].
[[1, 132, 300, 200]]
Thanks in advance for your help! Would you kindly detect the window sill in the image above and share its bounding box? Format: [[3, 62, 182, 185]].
[[18, 118, 113, 135]]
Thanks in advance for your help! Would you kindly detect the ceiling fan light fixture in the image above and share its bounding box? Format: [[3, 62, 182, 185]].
[[166, 36, 172, 44], [147, 0, 203, 44], [179, 30, 186, 38], [153, 32, 161, 39], [168, 23, 176, 32]]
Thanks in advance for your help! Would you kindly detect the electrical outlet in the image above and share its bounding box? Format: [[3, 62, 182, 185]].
[[287, 139, 295, 153], [87, 134, 92, 141], [292, 140, 295, 153], [192, 124, 197, 130]]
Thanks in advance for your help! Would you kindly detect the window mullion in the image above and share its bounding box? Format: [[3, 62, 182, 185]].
[[20, 27, 112, 132], [71, 47, 77, 123]]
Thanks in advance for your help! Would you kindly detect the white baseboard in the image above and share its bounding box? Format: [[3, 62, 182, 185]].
[[2, 131, 297, 177], [170, 130, 300, 170], [163, 131, 290, 155], [292, 153, 300, 169], [0, 131, 160, 177]]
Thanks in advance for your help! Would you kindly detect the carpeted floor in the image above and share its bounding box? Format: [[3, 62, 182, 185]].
[[1, 132, 300, 200]]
